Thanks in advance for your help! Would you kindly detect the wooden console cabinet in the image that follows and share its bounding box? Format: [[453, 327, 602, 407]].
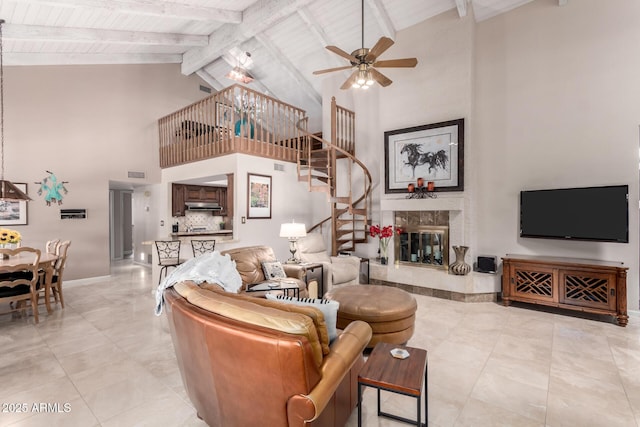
[[502, 255, 628, 326]]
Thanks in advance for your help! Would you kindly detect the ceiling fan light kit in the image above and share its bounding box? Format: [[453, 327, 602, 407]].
[[314, 0, 418, 90]]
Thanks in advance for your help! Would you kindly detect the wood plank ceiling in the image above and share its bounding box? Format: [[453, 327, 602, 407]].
[[0, 0, 564, 120]]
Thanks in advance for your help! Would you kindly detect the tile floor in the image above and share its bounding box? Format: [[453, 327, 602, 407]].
[[1, 260, 639, 426]]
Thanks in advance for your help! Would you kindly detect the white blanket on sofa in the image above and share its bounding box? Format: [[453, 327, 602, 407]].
[[154, 251, 242, 315]]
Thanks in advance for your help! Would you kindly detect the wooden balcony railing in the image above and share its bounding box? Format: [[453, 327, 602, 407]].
[[159, 84, 308, 168]]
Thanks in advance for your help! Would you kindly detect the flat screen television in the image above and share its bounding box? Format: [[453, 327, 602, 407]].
[[520, 185, 629, 243]]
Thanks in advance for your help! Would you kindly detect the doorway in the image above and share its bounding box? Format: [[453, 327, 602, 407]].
[[109, 188, 133, 260]]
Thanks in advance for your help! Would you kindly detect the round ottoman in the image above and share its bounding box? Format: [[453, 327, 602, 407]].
[[325, 285, 417, 348]]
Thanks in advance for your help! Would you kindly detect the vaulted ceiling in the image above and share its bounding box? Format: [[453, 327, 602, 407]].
[[1, 0, 557, 118]]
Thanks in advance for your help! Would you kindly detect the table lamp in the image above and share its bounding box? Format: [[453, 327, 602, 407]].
[[280, 221, 307, 263]]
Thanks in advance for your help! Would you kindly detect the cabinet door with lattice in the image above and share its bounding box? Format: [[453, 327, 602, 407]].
[[559, 270, 616, 311], [509, 263, 557, 304]]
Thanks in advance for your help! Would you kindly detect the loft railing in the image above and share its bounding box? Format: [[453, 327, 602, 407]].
[[158, 84, 307, 168]]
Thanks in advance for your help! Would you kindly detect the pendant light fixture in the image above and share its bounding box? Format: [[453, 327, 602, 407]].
[[0, 19, 30, 201]]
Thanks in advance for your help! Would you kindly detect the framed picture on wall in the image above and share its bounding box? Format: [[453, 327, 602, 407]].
[[384, 118, 464, 193], [247, 173, 272, 219], [0, 183, 28, 225]]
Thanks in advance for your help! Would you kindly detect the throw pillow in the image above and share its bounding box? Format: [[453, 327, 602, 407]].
[[261, 260, 286, 280], [266, 294, 340, 342]]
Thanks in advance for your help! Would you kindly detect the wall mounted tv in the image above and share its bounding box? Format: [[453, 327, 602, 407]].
[[520, 185, 629, 243]]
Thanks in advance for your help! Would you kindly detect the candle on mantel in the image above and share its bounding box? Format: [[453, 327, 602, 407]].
[[427, 181, 435, 191]]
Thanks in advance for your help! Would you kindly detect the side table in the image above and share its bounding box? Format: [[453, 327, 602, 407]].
[[290, 262, 324, 298], [358, 342, 427, 427]]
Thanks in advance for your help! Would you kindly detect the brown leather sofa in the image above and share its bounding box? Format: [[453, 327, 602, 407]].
[[164, 281, 372, 427], [221, 245, 308, 298]]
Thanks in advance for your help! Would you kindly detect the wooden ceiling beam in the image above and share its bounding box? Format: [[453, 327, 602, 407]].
[[3, 23, 207, 47], [181, 0, 314, 76], [13, 0, 242, 23], [254, 33, 321, 105], [195, 70, 224, 92], [4, 52, 181, 66], [365, 0, 395, 39], [455, 0, 468, 18]]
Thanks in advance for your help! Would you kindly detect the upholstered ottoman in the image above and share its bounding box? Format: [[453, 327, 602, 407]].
[[325, 285, 417, 348]]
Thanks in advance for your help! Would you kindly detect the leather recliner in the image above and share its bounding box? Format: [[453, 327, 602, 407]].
[[296, 233, 360, 292], [164, 281, 372, 427], [221, 245, 309, 298]]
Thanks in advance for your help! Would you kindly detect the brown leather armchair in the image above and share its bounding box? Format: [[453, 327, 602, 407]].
[[164, 281, 372, 427], [221, 245, 309, 298]]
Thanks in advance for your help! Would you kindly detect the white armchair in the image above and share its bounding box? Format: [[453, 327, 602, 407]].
[[296, 233, 360, 292]]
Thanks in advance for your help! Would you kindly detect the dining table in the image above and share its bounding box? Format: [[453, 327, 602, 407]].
[[0, 251, 59, 314]]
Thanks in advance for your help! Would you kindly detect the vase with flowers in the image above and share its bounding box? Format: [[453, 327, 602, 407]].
[[0, 228, 21, 258], [369, 224, 394, 265]]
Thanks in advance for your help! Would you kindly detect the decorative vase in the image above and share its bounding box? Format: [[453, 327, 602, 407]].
[[449, 245, 471, 275], [379, 241, 388, 265], [0, 243, 16, 259], [234, 117, 255, 138]]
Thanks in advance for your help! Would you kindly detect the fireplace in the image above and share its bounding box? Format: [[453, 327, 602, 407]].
[[393, 211, 449, 270]]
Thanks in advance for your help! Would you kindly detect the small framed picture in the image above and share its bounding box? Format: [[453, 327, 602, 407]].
[[247, 173, 272, 219], [0, 183, 28, 225]]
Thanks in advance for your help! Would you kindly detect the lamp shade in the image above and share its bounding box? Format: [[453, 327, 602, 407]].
[[279, 222, 307, 238]]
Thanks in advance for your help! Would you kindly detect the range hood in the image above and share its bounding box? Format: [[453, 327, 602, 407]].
[[185, 202, 222, 211]]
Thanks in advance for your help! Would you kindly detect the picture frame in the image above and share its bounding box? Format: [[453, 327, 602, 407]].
[[247, 173, 272, 219], [0, 183, 28, 225], [384, 118, 464, 193], [216, 102, 234, 128]]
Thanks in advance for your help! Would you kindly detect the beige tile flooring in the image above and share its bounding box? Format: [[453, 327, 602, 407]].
[[1, 260, 639, 426]]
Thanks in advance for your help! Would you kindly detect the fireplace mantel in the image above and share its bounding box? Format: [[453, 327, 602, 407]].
[[380, 196, 464, 212]]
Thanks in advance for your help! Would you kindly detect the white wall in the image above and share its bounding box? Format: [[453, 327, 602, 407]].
[[160, 153, 315, 261], [8, 64, 208, 279], [475, 0, 640, 310], [319, 2, 639, 309]]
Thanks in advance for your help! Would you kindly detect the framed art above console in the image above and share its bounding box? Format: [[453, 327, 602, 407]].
[[384, 118, 464, 193]]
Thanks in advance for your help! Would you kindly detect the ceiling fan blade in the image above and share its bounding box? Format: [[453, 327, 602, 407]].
[[370, 68, 392, 87], [373, 58, 418, 68], [365, 37, 394, 62], [340, 70, 359, 90], [326, 45, 359, 63], [313, 65, 354, 75]]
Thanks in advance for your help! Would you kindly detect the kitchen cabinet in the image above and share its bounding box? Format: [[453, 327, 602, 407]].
[[172, 184, 229, 217]]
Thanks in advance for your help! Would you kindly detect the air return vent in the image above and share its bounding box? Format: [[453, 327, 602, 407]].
[[128, 171, 145, 179], [199, 85, 212, 93], [274, 163, 285, 172]]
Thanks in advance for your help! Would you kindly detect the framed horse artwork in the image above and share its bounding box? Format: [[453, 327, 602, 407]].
[[384, 119, 464, 194]]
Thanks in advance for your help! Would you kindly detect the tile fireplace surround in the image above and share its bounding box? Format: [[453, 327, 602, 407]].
[[376, 197, 500, 302]]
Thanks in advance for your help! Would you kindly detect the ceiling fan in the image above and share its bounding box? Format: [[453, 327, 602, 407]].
[[312, 0, 418, 89]]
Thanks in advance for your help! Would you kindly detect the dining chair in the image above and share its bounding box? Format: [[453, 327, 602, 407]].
[[191, 239, 216, 257], [45, 239, 60, 255], [0, 247, 42, 324], [47, 240, 71, 308], [155, 240, 183, 285]]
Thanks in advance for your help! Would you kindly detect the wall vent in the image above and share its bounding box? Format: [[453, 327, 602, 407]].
[[199, 85, 212, 93], [128, 171, 145, 179], [274, 163, 285, 172]]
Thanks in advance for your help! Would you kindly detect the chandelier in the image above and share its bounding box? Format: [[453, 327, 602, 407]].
[[0, 19, 30, 201], [225, 52, 254, 84]]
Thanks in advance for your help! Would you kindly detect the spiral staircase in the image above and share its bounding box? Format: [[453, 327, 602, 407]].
[[296, 97, 372, 256]]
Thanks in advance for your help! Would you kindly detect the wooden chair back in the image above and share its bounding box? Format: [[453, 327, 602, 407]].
[[0, 247, 42, 323], [45, 239, 61, 255]]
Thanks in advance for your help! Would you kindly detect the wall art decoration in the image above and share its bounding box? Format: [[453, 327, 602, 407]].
[[0, 183, 27, 225], [35, 170, 69, 206], [247, 173, 271, 219], [384, 119, 464, 193]]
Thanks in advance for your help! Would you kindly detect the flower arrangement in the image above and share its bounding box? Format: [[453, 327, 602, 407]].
[[0, 228, 21, 244], [369, 224, 395, 261]]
